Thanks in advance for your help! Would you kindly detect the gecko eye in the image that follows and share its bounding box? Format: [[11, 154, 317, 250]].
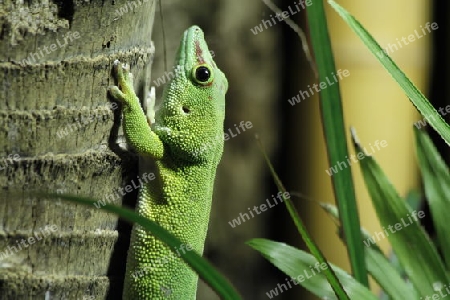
[[192, 64, 214, 86], [195, 66, 210, 81]]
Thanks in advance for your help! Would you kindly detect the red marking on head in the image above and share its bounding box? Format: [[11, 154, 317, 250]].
[[195, 40, 205, 64]]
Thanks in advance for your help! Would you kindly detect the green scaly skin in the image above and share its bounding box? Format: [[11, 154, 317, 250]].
[[108, 26, 228, 299]]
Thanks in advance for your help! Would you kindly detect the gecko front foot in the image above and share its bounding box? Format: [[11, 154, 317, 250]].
[[108, 60, 139, 108], [108, 60, 141, 152]]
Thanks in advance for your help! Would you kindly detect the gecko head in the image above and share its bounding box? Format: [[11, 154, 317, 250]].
[[154, 26, 228, 164]]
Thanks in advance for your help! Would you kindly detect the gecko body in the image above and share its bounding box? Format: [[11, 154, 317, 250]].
[[109, 26, 228, 299]]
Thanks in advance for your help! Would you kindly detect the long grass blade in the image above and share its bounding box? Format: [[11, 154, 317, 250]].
[[351, 129, 450, 297], [305, 0, 368, 286], [248, 238, 376, 300], [414, 127, 450, 268], [328, 0, 450, 145], [257, 138, 349, 299], [320, 202, 419, 299]]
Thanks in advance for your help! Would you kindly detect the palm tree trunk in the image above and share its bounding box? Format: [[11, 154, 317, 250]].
[[0, 0, 155, 298]]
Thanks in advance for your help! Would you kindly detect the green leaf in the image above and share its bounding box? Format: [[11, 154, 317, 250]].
[[328, 0, 450, 146], [305, 0, 368, 286], [320, 202, 419, 299], [365, 240, 418, 299], [414, 127, 450, 269], [43, 193, 242, 300], [404, 189, 422, 212], [257, 139, 349, 299], [247, 239, 377, 300], [351, 130, 450, 297]]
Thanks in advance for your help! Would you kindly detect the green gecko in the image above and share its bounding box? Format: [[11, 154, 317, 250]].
[[108, 26, 228, 299]]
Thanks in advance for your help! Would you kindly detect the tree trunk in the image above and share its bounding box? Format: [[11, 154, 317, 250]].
[[0, 0, 155, 299]]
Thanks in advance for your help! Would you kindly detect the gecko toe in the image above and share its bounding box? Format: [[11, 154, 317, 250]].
[[108, 86, 126, 102]]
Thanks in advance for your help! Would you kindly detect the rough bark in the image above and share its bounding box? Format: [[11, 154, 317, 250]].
[[0, 0, 155, 298]]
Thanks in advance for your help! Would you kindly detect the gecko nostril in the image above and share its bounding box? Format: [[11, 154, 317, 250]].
[[182, 106, 191, 114]]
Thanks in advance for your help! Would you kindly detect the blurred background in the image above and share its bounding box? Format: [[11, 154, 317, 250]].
[[147, 0, 447, 299]]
